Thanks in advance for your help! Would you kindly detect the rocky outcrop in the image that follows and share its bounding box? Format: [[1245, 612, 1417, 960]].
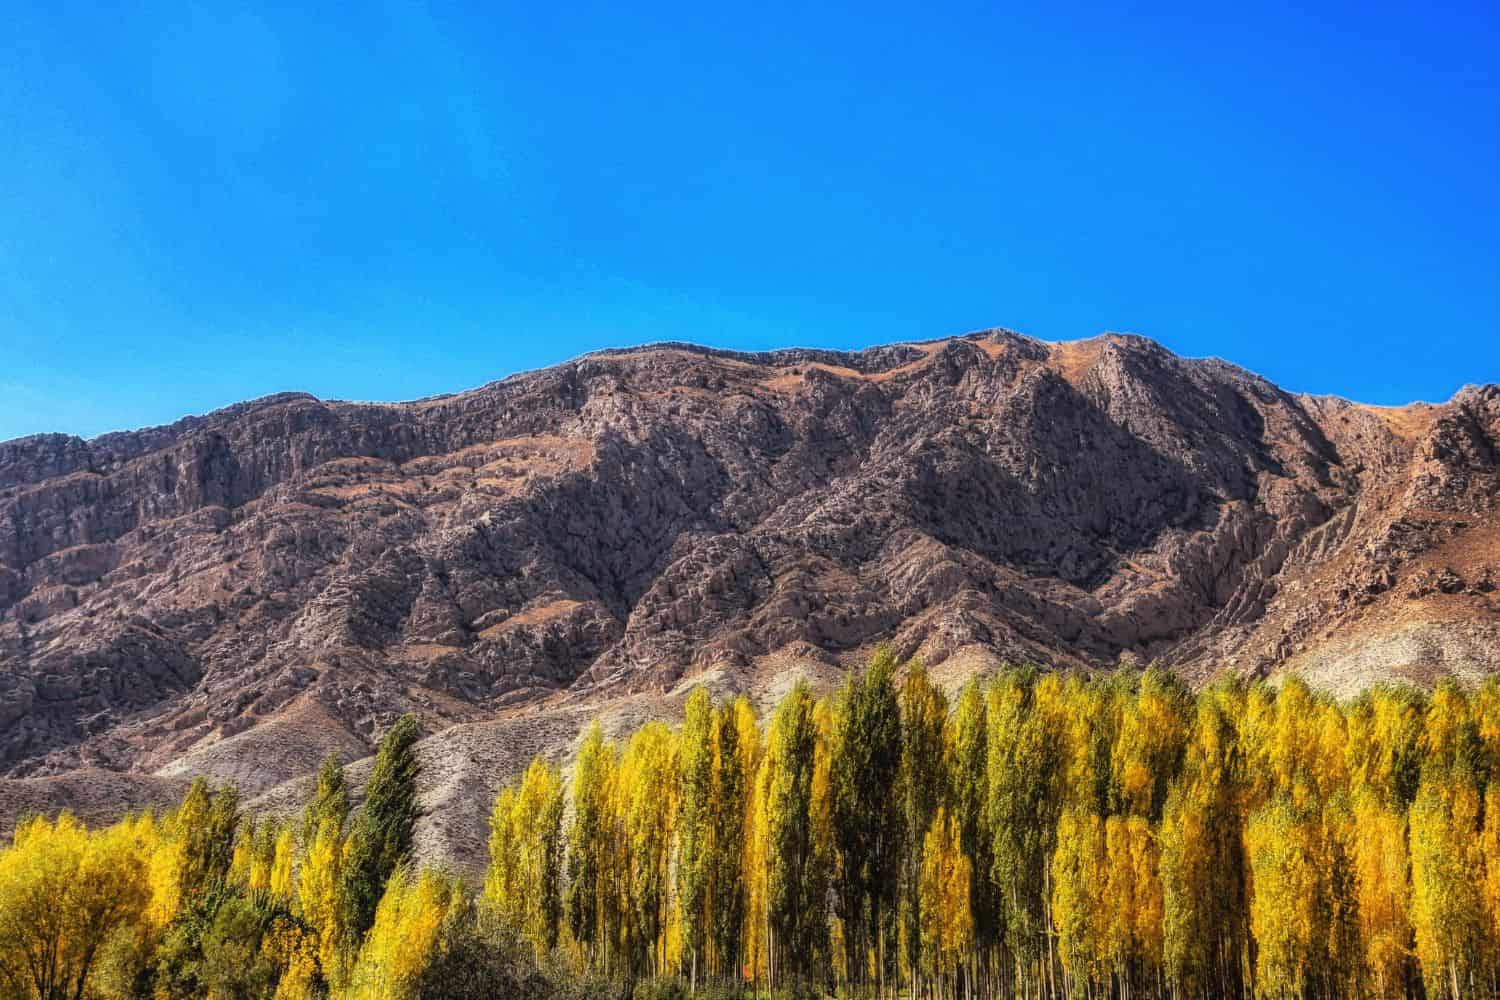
[[1, 331, 1497, 780]]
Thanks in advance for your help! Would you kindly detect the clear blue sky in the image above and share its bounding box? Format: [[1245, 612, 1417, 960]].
[[3, 1, 1496, 441]]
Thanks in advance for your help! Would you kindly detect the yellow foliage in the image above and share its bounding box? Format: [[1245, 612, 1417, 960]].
[[342, 867, 453, 1000], [270, 826, 295, 904], [264, 916, 322, 1000], [1352, 790, 1413, 996], [10, 661, 1500, 1000], [1246, 798, 1324, 998], [1410, 777, 1485, 999], [919, 807, 973, 985], [297, 817, 348, 987], [0, 813, 151, 1000], [1051, 809, 1106, 986], [485, 757, 565, 961]]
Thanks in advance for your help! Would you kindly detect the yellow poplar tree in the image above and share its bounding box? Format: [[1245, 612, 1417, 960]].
[[1351, 790, 1413, 996], [485, 757, 566, 961], [745, 745, 773, 991], [1124, 815, 1164, 987], [297, 817, 349, 987], [920, 807, 973, 996], [1483, 783, 1500, 966], [1409, 776, 1485, 999], [1110, 669, 1190, 820], [707, 697, 753, 982], [1161, 684, 1249, 997], [1050, 809, 1105, 991], [565, 721, 618, 972], [621, 721, 679, 978], [342, 867, 454, 1000], [270, 826, 296, 904], [677, 687, 715, 988]]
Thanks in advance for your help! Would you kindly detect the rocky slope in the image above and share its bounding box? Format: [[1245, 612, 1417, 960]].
[[1, 330, 1497, 860]]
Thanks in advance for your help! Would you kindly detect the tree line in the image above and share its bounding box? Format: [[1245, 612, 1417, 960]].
[[3, 653, 1500, 999], [487, 655, 1500, 1000]]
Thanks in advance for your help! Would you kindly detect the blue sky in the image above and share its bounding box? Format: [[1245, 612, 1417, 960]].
[[2, 1, 1496, 440]]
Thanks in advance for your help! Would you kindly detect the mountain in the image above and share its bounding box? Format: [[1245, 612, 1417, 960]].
[[2, 330, 1497, 868]]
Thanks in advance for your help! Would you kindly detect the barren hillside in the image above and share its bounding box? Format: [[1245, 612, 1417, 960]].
[[2, 329, 1496, 870]]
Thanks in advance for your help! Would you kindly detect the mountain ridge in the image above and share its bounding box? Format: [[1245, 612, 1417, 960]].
[[7, 329, 1459, 457], [2, 328, 1497, 868]]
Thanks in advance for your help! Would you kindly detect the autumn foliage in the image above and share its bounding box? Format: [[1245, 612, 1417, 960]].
[[7, 660, 1500, 999], [488, 659, 1500, 999]]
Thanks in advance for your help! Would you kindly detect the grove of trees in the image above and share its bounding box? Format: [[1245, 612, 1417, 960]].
[[0, 712, 429, 1000], [486, 655, 1500, 1000], [5, 651, 1500, 999]]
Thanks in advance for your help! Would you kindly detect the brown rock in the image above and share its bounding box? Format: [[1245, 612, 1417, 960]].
[[0, 331, 1496, 791]]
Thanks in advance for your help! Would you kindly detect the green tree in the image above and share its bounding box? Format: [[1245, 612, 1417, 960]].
[[829, 648, 905, 994], [344, 714, 423, 941], [172, 779, 241, 902], [300, 754, 350, 851], [197, 894, 281, 1000], [565, 722, 617, 973], [765, 681, 821, 990], [708, 698, 751, 983]]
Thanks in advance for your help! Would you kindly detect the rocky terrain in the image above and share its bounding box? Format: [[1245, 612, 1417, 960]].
[[1, 329, 1496, 869]]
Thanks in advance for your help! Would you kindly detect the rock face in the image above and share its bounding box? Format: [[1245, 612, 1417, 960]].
[[2, 331, 1498, 782]]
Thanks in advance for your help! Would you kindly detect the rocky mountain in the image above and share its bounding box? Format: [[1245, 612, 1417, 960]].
[[2, 330, 1497, 865]]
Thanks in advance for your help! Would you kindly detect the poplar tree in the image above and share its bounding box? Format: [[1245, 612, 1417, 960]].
[[1409, 775, 1485, 1000], [899, 662, 948, 991], [919, 807, 974, 996], [830, 647, 904, 994], [11, 652, 1500, 999], [345, 714, 422, 941], [765, 681, 820, 990], [1110, 669, 1190, 820], [566, 722, 616, 972], [677, 687, 715, 990], [708, 698, 751, 982], [1245, 797, 1329, 998], [1051, 808, 1105, 991], [173, 778, 241, 900], [344, 867, 454, 1000], [986, 670, 1063, 996], [809, 695, 838, 981], [746, 740, 773, 990], [485, 757, 565, 960], [300, 754, 350, 851], [621, 721, 678, 978], [298, 808, 349, 987], [948, 679, 995, 992], [1410, 683, 1488, 999], [1347, 685, 1426, 810], [1160, 684, 1249, 997]]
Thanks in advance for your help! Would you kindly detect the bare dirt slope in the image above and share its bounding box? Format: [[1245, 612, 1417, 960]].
[[2, 329, 1496, 866]]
